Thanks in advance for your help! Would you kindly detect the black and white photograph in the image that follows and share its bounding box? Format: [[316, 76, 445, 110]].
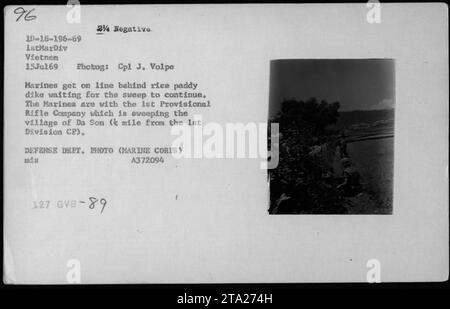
[[269, 59, 395, 214]]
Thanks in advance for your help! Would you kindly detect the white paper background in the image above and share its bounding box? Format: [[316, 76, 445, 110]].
[[4, 4, 449, 283]]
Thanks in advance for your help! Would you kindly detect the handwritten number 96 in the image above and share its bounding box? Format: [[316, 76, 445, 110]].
[[89, 197, 107, 214], [14, 7, 37, 22]]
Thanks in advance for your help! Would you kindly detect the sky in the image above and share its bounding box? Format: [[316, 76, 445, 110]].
[[269, 59, 395, 116]]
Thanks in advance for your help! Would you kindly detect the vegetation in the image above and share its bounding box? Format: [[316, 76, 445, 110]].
[[269, 97, 347, 214]]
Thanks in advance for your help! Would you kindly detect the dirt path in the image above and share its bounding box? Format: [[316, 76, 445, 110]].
[[344, 192, 384, 214]]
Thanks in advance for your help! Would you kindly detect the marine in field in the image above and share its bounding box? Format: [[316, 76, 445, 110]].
[[337, 157, 362, 197]]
